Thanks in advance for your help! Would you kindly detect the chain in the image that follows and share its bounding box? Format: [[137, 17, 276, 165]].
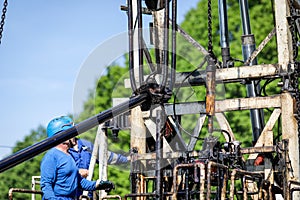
[[294, 62, 300, 134], [288, 0, 300, 161], [207, 0, 218, 65], [291, 61, 300, 161], [289, 0, 298, 60], [0, 0, 8, 44], [207, 0, 213, 55]]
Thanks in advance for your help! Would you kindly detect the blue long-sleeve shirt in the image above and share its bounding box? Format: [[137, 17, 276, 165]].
[[69, 138, 128, 169], [40, 148, 97, 200], [69, 139, 93, 169]]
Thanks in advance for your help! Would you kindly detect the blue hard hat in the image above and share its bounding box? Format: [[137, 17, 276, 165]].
[[46, 116, 74, 137]]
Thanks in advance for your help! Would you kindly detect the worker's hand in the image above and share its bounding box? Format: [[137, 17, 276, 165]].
[[79, 169, 89, 178], [96, 180, 115, 192]]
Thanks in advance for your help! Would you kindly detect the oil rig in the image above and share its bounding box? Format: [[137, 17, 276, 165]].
[[1, 0, 300, 199]]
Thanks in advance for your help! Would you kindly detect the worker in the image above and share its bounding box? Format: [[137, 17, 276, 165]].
[[68, 127, 128, 198], [69, 137, 128, 178], [40, 116, 115, 200]]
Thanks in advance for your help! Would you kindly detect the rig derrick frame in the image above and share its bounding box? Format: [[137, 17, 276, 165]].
[[122, 0, 300, 199]]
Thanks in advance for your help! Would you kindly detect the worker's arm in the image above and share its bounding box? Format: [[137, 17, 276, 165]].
[[107, 151, 129, 165], [40, 154, 56, 199]]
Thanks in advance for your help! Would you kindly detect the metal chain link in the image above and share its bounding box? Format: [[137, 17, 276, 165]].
[[294, 62, 300, 120], [289, 0, 298, 60], [288, 0, 300, 161], [292, 61, 300, 162], [207, 0, 213, 55], [0, 0, 8, 44], [207, 0, 218, 65]]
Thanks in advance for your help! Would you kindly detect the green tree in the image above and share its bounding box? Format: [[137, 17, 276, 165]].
[[0, 125, 46, 200]]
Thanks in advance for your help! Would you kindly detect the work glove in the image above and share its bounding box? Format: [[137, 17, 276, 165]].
[[96, 180, 115, 192]]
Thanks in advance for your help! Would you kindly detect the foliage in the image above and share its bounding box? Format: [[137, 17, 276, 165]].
[[0, 126, 46, 200]]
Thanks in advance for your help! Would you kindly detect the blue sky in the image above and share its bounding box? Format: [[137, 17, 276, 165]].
[[0, 1, 199, 159]]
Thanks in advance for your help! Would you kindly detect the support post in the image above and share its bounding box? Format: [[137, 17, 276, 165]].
[[130, 106, 146, 198], [281, 93, 299, 199], [274, 0, 293, 71]]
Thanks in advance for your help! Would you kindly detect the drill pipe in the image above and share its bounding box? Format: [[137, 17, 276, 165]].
[[0, 93, 149, 173]]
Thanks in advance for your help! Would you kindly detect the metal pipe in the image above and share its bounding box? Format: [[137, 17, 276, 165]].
[[121, 5, 155, 74], [206, 161, 228, 200], [268, 182, 272, 200], [128, 0, 137, 92], [242, 176, 247, 200], [8, 188, 42, 200], [79, 195, 90, 200], [172, 162, 206, 200], [218, 0, 229, 49], [244, 27, 276, 66], [206, 162, 212, 200], [139, 174, 146, 195], [221, 169, 227, 200], [137, 0, 144, 85], [124, 193, 155, 200], [229, 169, 237, 200], [31, 176, 40, 200], [283, 139, 290, 199], [101, 195, 122, 200], [262, 185, 272, 200], [194, 164, 199, 183], [229, 168, 263, 200], [156, 109, 164, 199], [161, 0, 169, 88], [259, 180, 264, 200], [199, 162, 206, 200], [239, 0, 264, 143], [185, 166, 189, 200], [288, 180, 300, 200], [170, 0, 177, 90], [218, 0, 231, 68], [241, 34, 260, 119], [0, 93, 149, 173], [239, 0, 251, 35], [290, 188, 300, 200]]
